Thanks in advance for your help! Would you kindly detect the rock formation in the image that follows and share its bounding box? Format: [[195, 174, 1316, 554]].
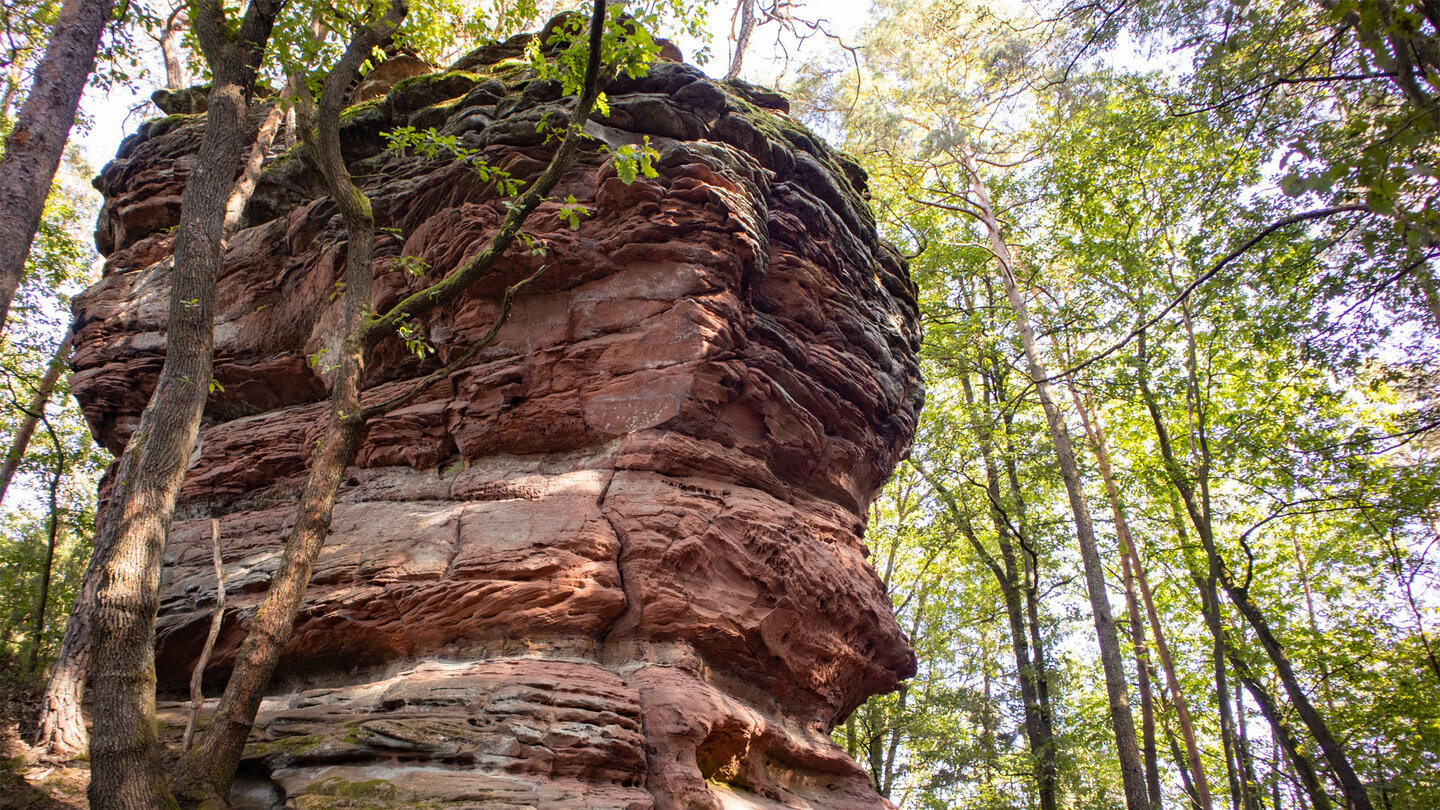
[[72, 28, 923, 810]]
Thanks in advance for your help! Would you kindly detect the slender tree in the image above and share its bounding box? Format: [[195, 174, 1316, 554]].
[[0, 329, 71, 505], [171, 0, 621, 801], [84, 0, 286, 802], [961, 145, 1152, 810], [0, 0, 114, 333], [1136, 330, 1374, 810], [1070, 386, 1215, 810]]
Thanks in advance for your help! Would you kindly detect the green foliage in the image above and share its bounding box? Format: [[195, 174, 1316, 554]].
[[383, 125, 524, 195], [608, 134, 660, 183], [797, 1, 1440, 808], [0, 152, 104, 680], [394, 314, 433, 359]]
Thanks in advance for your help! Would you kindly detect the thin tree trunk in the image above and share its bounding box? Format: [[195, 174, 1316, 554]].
[[1160, 692, 1200, 809], [34, 482, 107, 758], [1228, 648, 1332, 810], [182, 519, 225, 750], [1137, 326, 1372, 810], [880, 589, 926, 798], [27, 415, 65, 673], [962, 148, 1151, 810], [980, 356, 1059, 810], [1237, 669, 1262, 810], [223, 83, 293, 236], [0, 330, 72, 506], [1289, 526, 1334, 709], [1066, 383, 1160, 807], [726, 0, 756, 79], [922, 455, 1052, 810], [0, 0, 115, 334], [151, 4, 189, 90], [86, 1, 285, 806], [171, 3, 610, 802], [1000, 401, 1059, 810], [1070, 388, 1212, 809], [1272, 734, 1283, 810]]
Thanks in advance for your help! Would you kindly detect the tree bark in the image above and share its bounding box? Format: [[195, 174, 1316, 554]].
[[0, 329, 73, 506], [222, 85, 293, 237], [962, 147, 1151, 810], [34, 466, 110, 758], [726, 0, 756, 79], [919, 455, 1053, 810], [0, 0, 114, 334], [157, 5, 188, 90], [966, 350, 1059, 810], [1071, 386, 1215, 807], [85, 1, 285, 806], [1067, 383, 1163, 808], [1228, 648, 1332, 810], [1236, 671, 1262, 810]]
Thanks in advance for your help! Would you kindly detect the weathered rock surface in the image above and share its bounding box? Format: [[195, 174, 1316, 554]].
[[74, 30, 923, 810]]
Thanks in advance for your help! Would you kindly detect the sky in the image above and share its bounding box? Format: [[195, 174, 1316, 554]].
[[75, 0, 877, 170]]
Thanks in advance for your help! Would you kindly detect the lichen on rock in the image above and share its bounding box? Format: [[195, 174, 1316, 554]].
[[74, 27, 924, 810]]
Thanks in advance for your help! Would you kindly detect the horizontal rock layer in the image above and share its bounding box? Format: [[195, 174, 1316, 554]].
[[76, 31, 923, 810]]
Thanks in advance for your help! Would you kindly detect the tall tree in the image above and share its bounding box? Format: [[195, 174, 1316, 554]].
[[0, 0, 114, 333], [84, 0, 286, 803], [170, 0, 619, 799], [963, 146, 1152, 810]]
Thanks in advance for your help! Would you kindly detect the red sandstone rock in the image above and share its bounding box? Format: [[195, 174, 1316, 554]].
[[75, 37, 923, 809]]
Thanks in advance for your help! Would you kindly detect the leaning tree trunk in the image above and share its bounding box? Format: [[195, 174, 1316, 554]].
[[1228, 648, 1333, 810], [962, 147, 1151, 810], [1071, 389, 1214, 810], [1136, 338, 1372, 810], [222, 82, 294, 236], [0, 0, 115, 334], [1066, 383, 1162, 808], [85, 1, 285, 806], [0, 330, 73, 506], [172, 2, 611, 802]]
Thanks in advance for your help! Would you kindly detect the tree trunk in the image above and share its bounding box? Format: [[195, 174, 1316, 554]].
[[1067, 384, 1162, 807], [1236, 671, 1262, 810], [34, 472, 109, 758], [1135, 337, 1371, 810], [963, 148, 1151, 810], [86, 1, 285, 806], [182, 519, 225, 751], [26, 415, 65, 673], [1160, 695, 1200, 810], [1228, 648, 1332, 810], [172, 3, 611, 801], [158, 6, 188, 90], [1070, 387, 1213, 809], [971, 354, 1059, 810], [726, 0, 756, 79], [0, 0, 115, 333], [922, 455, 1052, 810], [0, 330, 73, 506], [222, 85, 293, 237]]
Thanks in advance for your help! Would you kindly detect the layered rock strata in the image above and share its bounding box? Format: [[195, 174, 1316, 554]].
[[73, 32, 923, 810]]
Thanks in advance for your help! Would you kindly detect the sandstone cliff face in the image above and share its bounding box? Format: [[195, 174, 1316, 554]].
[[73, 36, 923, 810]]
